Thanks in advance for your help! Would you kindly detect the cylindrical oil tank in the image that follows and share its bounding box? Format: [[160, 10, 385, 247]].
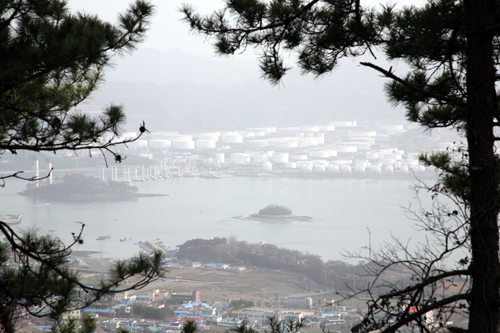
[[340, 165, 352, 174], [366, 152, 379, 160], [384, 153, 402, 160], [327, 164, 340, 173], [284, 162, 297, 169], [273, 152, 289, 163], [262, 162, 272, 172], [400, 165, 410, 174], [216, 152, 225, 164], [308, 138, 319, 146], [291, 154, 308, 161], [254, 131, 266, 137], [327, 150, 338, 157], [172, 141, 195, 149], [380, 158, 396, 166], [241, 131, 256, 138], [273, 139, 298, 149], [195, 140, 216, 149], [319, 125, 336, 131], [196, 132, 220, 141], [354, 165, 366, 174], [246, 140, 269, 148], [355, 160, 370, 168], [331, 160, 349, 165], [169, 135, 193, 142], [298, 139, 310, 147], [149, 139, 171, 149], [316, 133, 325, 144], [252, 153, 269, 163], [313, 165, 326, 173], [222, 134, 243, 143], [332, 145, 357, 153], [310, 150, 331, 158]]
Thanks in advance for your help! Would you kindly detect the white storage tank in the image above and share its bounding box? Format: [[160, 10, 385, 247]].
[[384, 165, 394, 174], [327, 164, 340, 174], [273, 152, 289, 163], [172, 141, 195, 149], [149, 139, 171, 149], [308, 138, 319, 146], [273, 139, 298, 149], [301, 164, 313, 173], [252, 153, 269, 163], [354, 165, 366, 174], [327, 150, 338, 157], [291, 154, 308, 161], [319, 125, 336, 131], [222, 134, 243, 143], [241, 131, 256, 138], [310, 150, 331, 158], [298, 138, 310, 147], [216, 152, 225, 164], [195, 140, 216, 149], [332, 145, 357, 153], [284, 162, 297, 169], [169, 135, 193, 142], [370, 165, 382, 174], [340, 165, 352, 174], [366, 152, 380, 160], [313, 165, 326, 174], [400, 165, 410, 174], [262, 162, 272, 172]]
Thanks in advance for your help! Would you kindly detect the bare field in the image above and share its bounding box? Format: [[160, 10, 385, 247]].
[[140, 267, 316, 303]]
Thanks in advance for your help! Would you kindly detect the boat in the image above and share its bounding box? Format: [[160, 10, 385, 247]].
[[97, 235, 111, 240], [120, 238, 127, 242], [0, 214, 22, 224]]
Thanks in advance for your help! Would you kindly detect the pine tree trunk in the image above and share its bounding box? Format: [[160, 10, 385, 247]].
[[465, 0, 500, 332]]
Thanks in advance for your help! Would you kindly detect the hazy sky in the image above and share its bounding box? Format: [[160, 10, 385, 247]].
[[69, 0, 424, 60]]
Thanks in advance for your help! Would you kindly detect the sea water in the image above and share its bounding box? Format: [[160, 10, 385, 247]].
[[0, 175, 453, 262]]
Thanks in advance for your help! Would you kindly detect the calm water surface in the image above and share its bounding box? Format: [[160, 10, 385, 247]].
[[0, 175, 441, 261]]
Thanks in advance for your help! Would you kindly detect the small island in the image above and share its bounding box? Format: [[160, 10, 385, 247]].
[[234, 204, 311, 222], [18, 174, 168, 198]]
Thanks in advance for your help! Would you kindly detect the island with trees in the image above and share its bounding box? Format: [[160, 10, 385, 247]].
[[18, 173, 167, 198], [234, 204, 311, 222]]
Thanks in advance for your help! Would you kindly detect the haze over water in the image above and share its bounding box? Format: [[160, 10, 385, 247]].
[[0, 174, 443, 262]]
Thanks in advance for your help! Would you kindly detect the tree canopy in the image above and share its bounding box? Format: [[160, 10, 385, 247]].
[[258, 204, 292, 216], [0, 1, 163, 332], [0, 0, 154, 180], [181, 0, 500, 332]]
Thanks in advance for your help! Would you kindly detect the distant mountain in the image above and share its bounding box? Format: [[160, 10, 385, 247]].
[[80, 48, 406, 132]]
